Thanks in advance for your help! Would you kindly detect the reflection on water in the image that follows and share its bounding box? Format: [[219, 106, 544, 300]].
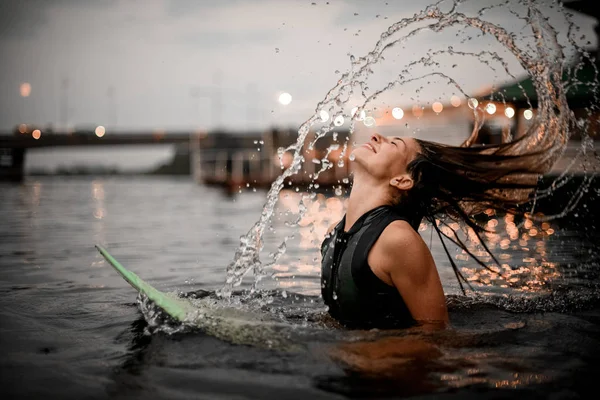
[[265, 186, 598, 301], [269, 190, 346, 295], [0, 177, 599, 399]]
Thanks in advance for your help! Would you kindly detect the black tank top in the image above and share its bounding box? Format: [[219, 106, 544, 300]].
[[320, 205, 422, 329]]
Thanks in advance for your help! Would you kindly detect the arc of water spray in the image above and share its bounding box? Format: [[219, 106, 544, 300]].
[[218, 0, 594, 298]]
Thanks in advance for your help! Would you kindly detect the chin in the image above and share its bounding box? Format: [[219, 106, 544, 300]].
[[352, 147, 372, 161], [349, 150, 361, 162], [349, 151, 367, 169]]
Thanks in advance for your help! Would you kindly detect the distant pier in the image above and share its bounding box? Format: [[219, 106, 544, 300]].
[[191, 128, 352, 191]]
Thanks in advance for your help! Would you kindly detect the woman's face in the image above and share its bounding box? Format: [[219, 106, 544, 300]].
[[351, 134, 420, 182]]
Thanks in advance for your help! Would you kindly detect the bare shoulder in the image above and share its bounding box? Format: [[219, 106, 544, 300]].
[[371, 220, 448, 325], [380, 220, 422, 243], [378, 220, 427, 253], [375, 220, 434, 283]]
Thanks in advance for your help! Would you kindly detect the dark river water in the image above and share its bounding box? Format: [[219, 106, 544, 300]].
[[1, 176, 599, 399]]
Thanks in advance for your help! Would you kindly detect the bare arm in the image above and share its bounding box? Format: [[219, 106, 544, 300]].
[[371, 221, 449, 327]]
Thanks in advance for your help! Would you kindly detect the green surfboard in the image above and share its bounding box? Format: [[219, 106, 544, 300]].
[[95, 244, 197, 322], [96, 244, 300, 351]]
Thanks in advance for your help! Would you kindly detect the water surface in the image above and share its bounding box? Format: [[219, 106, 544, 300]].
[[1, 176, 599, 399]]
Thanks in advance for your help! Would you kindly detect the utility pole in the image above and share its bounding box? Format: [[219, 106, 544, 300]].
[[213, 71, 222, 129], [107, 85, 117, 129], [60, 77, 69, 130], [190, 85, 202, 129], [246, 82, 257, 127]]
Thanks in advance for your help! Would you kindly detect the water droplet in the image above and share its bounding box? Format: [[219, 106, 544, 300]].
[[363, 116, 376, 126], [349, 153, 356, 161], [468, 98, 479, 109], [335, 187, 343, 196]]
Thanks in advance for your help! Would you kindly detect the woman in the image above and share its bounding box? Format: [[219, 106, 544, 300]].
[[321, 131, 548, 330]]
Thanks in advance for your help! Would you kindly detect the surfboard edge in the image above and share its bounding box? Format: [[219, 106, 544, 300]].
[[95, 244, 197, 322]]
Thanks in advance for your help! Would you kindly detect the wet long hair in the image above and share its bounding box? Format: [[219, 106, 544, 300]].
[[404, 127, 555, 294]]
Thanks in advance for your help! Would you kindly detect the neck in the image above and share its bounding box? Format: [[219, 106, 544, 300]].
[[345, 171, 393, 231]]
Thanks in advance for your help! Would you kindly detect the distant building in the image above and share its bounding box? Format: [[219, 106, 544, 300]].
[[191, 127, 352, 189]]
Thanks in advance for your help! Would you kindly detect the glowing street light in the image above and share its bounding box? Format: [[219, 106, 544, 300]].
[[278, 92, 292, 105], [95, 126, 106, 137], [485, 103, 496, 114], [412, 104, 424, 118], [20, 82, 31, 97], [432, 102, 443, 113], [450, 95, 462, 107], [523, 109, 533, 120], [505, 106, 515, 118], [391, 107, 404, 120], [334, 115, 345, 126], [32, 129, 41, 139]]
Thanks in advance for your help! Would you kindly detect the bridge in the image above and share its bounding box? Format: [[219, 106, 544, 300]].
[[0, 129, 194, 182]]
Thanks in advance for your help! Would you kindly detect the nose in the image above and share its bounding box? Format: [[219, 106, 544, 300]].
[[370, 133, 382, 143]]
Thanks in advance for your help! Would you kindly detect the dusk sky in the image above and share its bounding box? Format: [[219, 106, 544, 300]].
[[0, 0, 596, 133]]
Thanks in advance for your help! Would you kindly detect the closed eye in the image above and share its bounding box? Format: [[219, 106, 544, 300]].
[[392, 137, 406, 148], [391, 141, 398, 147]]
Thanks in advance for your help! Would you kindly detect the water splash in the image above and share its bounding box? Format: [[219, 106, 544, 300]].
[[218, 0, 598, 298]]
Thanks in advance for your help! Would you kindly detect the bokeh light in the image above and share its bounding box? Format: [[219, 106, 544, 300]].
[[432, 102, 443, 113], [392, 107, 404, 120], [20, 82, 31, 97], [278, 92, 292, 105], [95, 126, 106, 137], [485, 103, 497, 114], [412, 104, 424, 118], [468, 98, 479, 109], [363, 116, 376, 127], [450, 95, 462, 107], [505, 106, 515, 118]]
